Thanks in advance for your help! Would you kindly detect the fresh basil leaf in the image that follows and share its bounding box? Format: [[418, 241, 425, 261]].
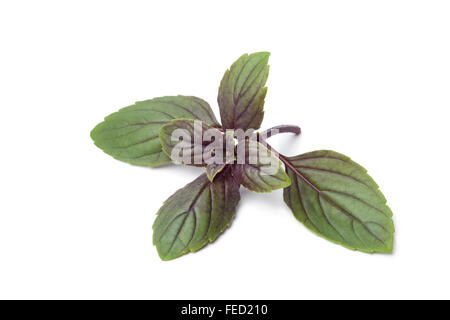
[[218, 52, 269, 131], [206, 163, 226, 182], [234, 141, 291, 193], [90, 96, 220, 167], [153, 170, 240, 261], [205, 132, 236, 181], [283, 150, 394, 252], [159, 119, 225, 167]]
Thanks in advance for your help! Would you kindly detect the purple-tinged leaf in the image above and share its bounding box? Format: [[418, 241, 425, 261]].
[[206, 163, 226, 182], [233, 141, 290, 193], [218, 52, 269, 131], [91, 96, 220, 167], [282, 150, 394, 253], [153, 169, 240, 261], [159, 119, 234, 168]]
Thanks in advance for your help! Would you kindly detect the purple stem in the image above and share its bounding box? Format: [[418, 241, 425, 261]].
[[258, 125, 301, 140], [257, 125, 301, 167]]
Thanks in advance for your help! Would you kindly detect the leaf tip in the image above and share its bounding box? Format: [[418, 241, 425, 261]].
[[251, 51, 270, 58]]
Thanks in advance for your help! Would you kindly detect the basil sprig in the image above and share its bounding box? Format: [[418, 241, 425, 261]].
[[91, 52, 394, 260]]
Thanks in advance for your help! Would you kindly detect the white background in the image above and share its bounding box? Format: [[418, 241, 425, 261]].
[[1, 1, 449, 299]]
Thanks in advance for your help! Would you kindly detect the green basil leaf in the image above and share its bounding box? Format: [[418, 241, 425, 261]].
[[283, 150, 394, 253], [153, 169, 240, 261], [90, 96, 220, 167], [159, 119, 225, 167], [218, 52, 269, 131], [234, 141, 291, 193]]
